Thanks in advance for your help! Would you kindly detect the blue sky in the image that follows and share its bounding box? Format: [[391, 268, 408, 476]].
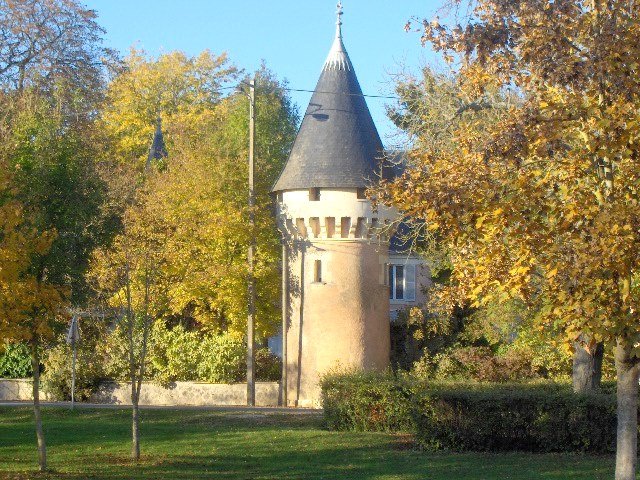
[[85, 0, 443, 142]]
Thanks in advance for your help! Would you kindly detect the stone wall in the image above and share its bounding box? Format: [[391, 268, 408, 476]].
[[0, 379, 51, 401], [91, 381, 280, 406], [0, 379, 280, 407]]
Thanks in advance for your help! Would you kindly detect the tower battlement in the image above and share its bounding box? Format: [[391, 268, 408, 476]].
[[277, 188, 396, 241]]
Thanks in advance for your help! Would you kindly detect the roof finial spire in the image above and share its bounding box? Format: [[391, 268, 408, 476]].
[[324, 1, 351, 71]]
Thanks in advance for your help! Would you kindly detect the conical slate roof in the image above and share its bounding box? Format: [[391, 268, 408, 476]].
[[272, 8, 385, 192], [146, 117, 168, 169]]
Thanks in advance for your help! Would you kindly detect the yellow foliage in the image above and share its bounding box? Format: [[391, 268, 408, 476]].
[[383, 0, 640, 352]]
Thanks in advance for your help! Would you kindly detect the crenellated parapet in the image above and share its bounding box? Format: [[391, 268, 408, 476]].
[[277, 188, 396, 241]]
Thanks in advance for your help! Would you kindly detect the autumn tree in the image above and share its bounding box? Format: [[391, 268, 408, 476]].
[[89, 178, 167, 461], [92, 53, 297, 457], [101, 53, 297, 336], [0, 90, 110, 471], [0, 180, 62, 473], [101, 49, 237, 171], [383, 1, 640, 477], [388, 66, 605, 391]]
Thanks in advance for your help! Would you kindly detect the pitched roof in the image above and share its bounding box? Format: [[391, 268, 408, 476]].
[[146, 117, 168, 170], [272, 7, 386, 192]]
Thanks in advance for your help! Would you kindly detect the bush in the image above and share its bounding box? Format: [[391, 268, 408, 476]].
[[0, 343, 32, 378], [321, 370, 416, 432], [413, 383, 616, 453], [42, 342, 107, 401], [255, 347, 282, 381], [41, 320, 283, 397], [149, 322, 280, 384], [149, 322, 212, 384], [321, 371, 619, 454], [196, 332, 246, 383], [425, 346, 536, 382]]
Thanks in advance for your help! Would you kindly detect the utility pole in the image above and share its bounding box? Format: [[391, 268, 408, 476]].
[[281, 240, 288, 407], [247, 77, 256, 407]]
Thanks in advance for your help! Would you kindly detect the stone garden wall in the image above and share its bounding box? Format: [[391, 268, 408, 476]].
[[0, 379, 280, 407]]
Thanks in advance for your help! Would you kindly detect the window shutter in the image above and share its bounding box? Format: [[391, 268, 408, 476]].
[[405, 264, 416, 301]]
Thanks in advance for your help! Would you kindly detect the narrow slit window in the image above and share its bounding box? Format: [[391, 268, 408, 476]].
[[309, 188, 320, 201], [314, 260, 322, 283]]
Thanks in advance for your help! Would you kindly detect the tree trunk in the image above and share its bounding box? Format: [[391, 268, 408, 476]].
[[572, 338, 604, 393], [30, 342, 47, 472], [615, 339, 640, 480], [131, 386, 140, 461]]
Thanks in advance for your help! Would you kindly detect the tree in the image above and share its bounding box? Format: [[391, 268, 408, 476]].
[[93, 55, 297, 459], [387, 1, 640, 477], [0, 90, 110, 471], [0, 0, 113, 96], [0, 115, 65, 473], [90, 179, 167, 461], [388, 67, 605, 392], [101, 49, 237, 171], [102, 53, 297, 336], [153, 68, 297, 337]]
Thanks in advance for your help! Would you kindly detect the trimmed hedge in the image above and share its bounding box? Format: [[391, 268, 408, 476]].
[[322, 371, 415, 432], [414, 384, 616, 453], [321, 372, 619, 454]]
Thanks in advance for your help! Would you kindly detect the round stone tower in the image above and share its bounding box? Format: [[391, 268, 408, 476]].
[[273, 4, 394, 407]]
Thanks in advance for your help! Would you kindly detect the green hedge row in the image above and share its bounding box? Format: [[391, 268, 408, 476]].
[[321, 372, 618, 454]]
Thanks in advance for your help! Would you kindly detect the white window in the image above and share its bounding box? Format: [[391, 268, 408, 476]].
[[388, 264, 416, 301]]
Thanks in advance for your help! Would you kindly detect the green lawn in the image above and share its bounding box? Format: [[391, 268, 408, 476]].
[[0, 406, 619, 479]]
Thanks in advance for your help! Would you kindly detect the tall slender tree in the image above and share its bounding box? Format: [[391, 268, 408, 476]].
[[92, 56, 297, 459]]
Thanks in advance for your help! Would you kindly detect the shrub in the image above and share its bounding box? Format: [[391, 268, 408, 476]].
[[42, 320, 283, 395], [433, 346, 536, 382], [321, 370, 416, 432], [321, 371, 619, 454], [42, 342, 107, 401], [255, 347, 282, 381], [413, 383, 616, 453], [196, 332, 246, 383], [0, 343, 32, 378], [149, 322, 206, 384], [149, 322, 281, 384], [121, 322, 278, 385]]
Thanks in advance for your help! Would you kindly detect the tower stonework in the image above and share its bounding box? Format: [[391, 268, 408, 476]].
[[273, 6, 394, 407]]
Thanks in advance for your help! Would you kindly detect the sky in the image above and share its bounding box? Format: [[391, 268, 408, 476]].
[[84, 0, 444, 143]]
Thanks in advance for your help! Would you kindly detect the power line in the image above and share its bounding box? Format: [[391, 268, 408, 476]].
[[281, 86, 398, 100], [55, 83, 399, 118]]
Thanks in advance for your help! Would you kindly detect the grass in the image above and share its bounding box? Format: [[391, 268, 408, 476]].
[[0, 406, 620, 479]]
